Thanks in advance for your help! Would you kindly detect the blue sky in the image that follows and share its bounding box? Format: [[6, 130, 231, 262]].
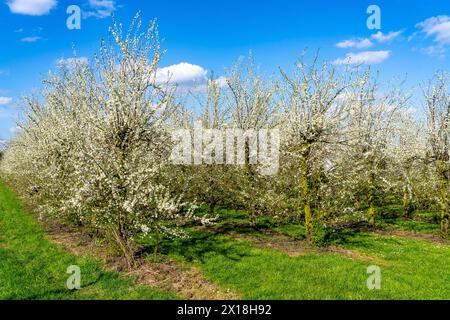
[[0, 0, 449, 141]]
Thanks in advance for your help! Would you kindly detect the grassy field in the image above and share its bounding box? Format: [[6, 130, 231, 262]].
[[0, 181, 177, 300], [1, 181, 449, 300], [143, 223, 450, 299]]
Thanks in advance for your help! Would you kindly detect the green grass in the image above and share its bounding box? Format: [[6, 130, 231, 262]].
[[0, 181, 177, 300], [140, 210, 450, 299], [338, 233, 450, 298], [380, 217, 440, 233], [1, 181, 449, 300], [376, 208, 446, 237]]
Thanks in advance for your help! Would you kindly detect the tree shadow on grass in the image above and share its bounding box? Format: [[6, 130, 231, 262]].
[[142, 230, 252, 264]]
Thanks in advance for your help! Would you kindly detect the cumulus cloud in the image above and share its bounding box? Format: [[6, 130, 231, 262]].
[[7, 0, 57, 16], [20, 36, 42, 43], [332, 51, 391, 65], [416, 15, 450, 46], [416, 16, 450, 46], [371, 30, 403, 43], [9, 126, 22, 135], [155, 62, 227, 93], [414, 15, 450, 57], [84, 0, 116, 19], [0, 97, 13, 106], [336, 38, 373, 49], [421, 45, 446, 58], [156, 62, 208, 85], [57, 57, 89, 69], [336, 30, 403, 49]]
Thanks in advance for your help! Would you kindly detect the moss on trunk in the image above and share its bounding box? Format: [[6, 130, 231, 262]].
[[300, 143, 313, 241], [438, 160, 449, 236]]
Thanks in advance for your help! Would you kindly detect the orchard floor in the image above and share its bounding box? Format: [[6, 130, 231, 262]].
[[1, 181, 449, 300], [0, 181, 177, 299]]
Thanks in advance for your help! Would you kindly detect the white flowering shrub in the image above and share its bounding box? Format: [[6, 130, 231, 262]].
[[276, 55, 356, 239], [424, 72, 449, 235], [0, 15, 211, 266], [1, 16, 448, 257], [336, 72, 409, 224], [388, 116, 432, 215]]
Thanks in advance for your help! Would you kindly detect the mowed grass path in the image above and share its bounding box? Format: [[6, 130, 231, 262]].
[[154, 228, 450, 299], [0, 181, 176, 300]]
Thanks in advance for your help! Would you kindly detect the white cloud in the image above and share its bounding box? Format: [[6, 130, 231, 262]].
[[33, 26, 44, 33], [0, 97, 13, 105], [20, 36, 42, 43], [421, 45, 446, 58], [332, 51, 391, 65], [7, 0, 57, 16], [336, 38, 373, 49], [9, 126, 21, 135], [416, 15, 450, 46], [155, 62, 227, 93], [371, 30, 403, 43], [214, 76, 228, 88], [415, 15, 450, 57], [336, 30, 403, 49], [156, 62, 208, 85], [84, 0, 116, 19], [57, 57, 89, 69]]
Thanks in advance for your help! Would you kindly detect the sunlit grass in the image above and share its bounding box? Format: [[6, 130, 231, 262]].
[[1, 181, 449, 300], [0, 181, 177, 300], [140, 226, 450, 299]]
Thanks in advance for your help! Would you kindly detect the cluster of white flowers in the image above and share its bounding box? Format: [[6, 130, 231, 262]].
[[0, 15, 448, 255], [167, 55, 449, 240], [0, 15, 210, 265]]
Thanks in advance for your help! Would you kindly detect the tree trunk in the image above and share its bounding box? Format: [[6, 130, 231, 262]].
[[153, 230, 161, 256], [368, 166, 376, 225], [300, 144, 313, 241], [438, 160, 449, 237], [112, 228, 136, 269], [245, 139, 257, 228], [402, 171, 414, 217], [402, 193, 414, 217]]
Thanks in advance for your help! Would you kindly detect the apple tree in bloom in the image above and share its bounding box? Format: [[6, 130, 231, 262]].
[[0, 15, 211, 266], [424, 72, 449, 235]]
